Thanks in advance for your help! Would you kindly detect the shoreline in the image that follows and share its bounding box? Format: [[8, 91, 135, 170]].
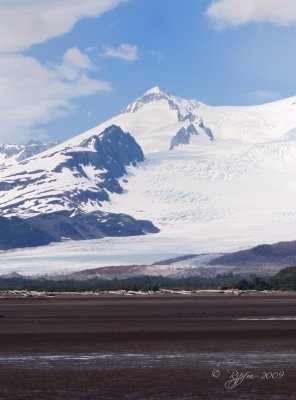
[[1, 288, 296, 298]]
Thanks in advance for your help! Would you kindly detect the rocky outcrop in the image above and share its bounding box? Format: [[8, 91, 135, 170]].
[[0, 215, 53, 249], [0, 209, 159, 250], [26, 210, 159, 241], [169, 118, 214, 150]]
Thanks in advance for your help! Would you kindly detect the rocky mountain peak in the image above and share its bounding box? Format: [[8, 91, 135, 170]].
[[121, 88, 200, 122]]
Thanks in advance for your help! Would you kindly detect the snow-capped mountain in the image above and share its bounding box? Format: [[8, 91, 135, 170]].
[[68, 86, 296, 153], [0, 141, 59, 166], [1, 86, 296, 253], [0, 125, 144, 216]]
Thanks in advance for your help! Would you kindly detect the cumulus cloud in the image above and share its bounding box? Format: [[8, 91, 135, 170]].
[[54, 47, 95, 81], [0, 49, 112, 143], [0, 1, 129, 142], [103, 44, 139, 61], [0, 0, 128, 53], [206, 0, 296, 29]]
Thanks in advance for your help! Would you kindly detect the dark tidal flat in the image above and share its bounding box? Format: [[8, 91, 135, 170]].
[[0, 294, 295, 400]]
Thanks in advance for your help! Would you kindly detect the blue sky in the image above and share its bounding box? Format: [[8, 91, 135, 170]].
[[1, 0, 296, 143]]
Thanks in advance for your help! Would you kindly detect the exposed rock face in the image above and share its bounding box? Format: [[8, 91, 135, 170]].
[[26, 210, 159, 241], [78, 125, 144, 194], [169, 118, 214, 150], [0, 210, 159, 250], [170, 127, 191, 150], [0, 215, 53, 249], [0, 125, 145, 216]]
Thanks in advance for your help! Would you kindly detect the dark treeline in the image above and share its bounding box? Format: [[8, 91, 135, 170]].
[[0, 273, 245, 292], [0, 267, 296, 292], [235, 266, 296, 291]]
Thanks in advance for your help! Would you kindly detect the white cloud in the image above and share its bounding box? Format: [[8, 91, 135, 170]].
[[54, 47, 95, 81], [0, 0, 129, 52], [245, 90, 281, 104], [207, 0, 296, 29], [103, 43, 139, 61], [0, 1, 131, 142], [0, 1, 128, 142], [0, 49, 112, 143]]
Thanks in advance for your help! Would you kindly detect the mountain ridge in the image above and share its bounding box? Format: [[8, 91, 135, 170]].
[[0, 141, 60, 167], [0, 124, 144, 217]]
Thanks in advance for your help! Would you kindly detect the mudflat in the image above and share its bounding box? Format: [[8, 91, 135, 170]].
[[0, 294, 295, 399]]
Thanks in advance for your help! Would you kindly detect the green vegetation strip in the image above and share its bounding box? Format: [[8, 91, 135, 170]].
[[0, 267, 296, 292]]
